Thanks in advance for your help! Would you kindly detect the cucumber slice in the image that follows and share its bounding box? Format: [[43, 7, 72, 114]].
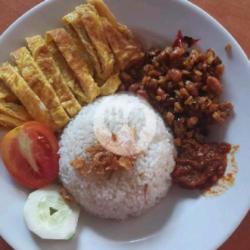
[[23, 185, 80, 240]]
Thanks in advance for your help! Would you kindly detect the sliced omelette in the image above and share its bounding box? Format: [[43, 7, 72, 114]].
[[88, 0, 144, 70], [87, 0, 134, 39], [0, 102, 31, 128], [0, 0, 145, 130], [11, 47, 69, 130], [0, 79, 18, 103], [0, 63, 53, 128], [26, 35, 81, 117], [0, 102, 31, 122], [62, 14, 95, 77], [76, 4, 115, 81], [101, 18, 144, 70], [63, 11, 102, 81], [45, 35, 87, 105], [100, 73, 121, 96], [47, 28, 100, 102], [0, 114, 25, 128]]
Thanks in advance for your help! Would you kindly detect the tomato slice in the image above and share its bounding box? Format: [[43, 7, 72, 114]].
[[1, 121, 59, 189]]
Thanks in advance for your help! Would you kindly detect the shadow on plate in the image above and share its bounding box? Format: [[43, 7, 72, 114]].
[[132, 27, 171, 49], [208, 110, 234, 143], [81, 186, 200, 242], [32, 185, 200, 248], [34, 233, 80, 250]]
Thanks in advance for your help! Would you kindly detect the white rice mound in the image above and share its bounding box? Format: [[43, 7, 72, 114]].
[[59, 94, 176, 220]]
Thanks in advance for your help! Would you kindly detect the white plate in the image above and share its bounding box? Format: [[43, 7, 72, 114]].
[[0, 0, 250, 250]]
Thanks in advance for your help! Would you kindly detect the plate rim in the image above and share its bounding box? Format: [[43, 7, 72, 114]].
[[0, 0, 249, 249]]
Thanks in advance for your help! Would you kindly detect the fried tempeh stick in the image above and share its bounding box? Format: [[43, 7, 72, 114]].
[[76, 4, 115, 81], [47, 28, 100, 102], [45, 35, 87, 105], [26, 35, 81, 117], [0, 63, 53, 128], [11, 47, 69, 130]]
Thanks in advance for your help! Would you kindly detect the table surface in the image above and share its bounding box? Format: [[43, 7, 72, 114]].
[[0, 0, 249, 250]]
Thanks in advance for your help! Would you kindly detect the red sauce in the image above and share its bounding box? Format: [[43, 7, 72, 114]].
[[171, 141, 231, 189]]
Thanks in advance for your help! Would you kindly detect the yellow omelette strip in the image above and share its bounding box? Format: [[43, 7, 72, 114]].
[[63, 11, 102, 82], [62, 15, 94, 77], [87, 0, 144, 70], [76, 4, 115, 81], [101, 18, 145, 70], [0, 63, 53, 128], [45, 35, 87, 105], [11, 47, 69, 130], [26, 35, 81, 117], [100, 73, 121, 96], [87, 0, 134, 39], [0, 79, 18, 102], [0, 114, 25, 128], [0, 101, 31, 122], [47, 28, 100, 102]]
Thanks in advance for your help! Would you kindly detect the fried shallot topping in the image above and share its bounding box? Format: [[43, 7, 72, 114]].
[[71, 143, 135, 178], [59, 186, 74, 204]]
